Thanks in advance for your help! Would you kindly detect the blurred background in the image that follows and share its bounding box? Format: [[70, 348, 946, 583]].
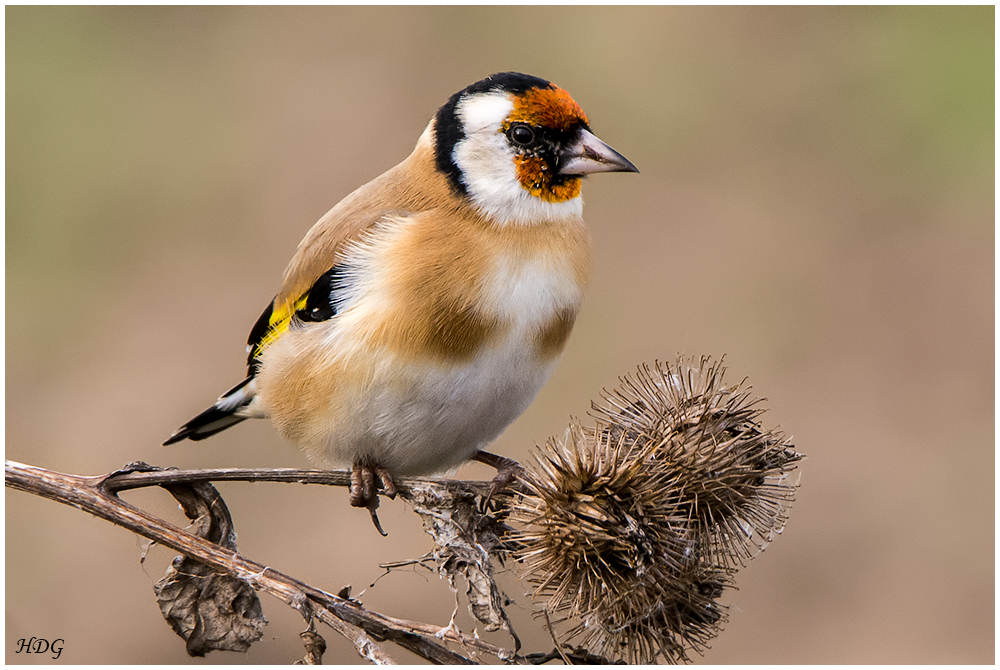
[[6, 6, 993, 664]]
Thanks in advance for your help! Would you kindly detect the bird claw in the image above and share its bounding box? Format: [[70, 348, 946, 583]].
[[350, 462, 397, 536], [473, 450, 523, 510], [365, 504, 388, 537]]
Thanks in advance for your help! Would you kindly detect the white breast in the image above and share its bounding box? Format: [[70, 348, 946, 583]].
[[482, 248, 584, 328], [360, 256, 581, 475]]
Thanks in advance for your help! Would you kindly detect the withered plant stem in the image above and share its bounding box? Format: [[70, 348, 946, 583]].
[[4, 459, 516, 664]]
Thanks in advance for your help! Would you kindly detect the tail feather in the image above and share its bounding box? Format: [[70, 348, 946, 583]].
[[163, 376, 256, 445]]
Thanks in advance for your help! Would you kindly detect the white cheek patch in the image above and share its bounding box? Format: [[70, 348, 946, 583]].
[[451, 92, 583, 225], [455, 91, 514, 133]]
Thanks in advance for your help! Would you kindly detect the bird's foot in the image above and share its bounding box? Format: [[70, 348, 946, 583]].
[[473, 450, 524, 509], [350, 461, 397, 536]]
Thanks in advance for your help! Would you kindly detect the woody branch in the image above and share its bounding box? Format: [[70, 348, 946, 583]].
[[4, 459, 517, 665]]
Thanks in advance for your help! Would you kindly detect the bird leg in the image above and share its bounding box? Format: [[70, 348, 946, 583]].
[[473, 450, 524, 506], [350, 460, 397, 536]]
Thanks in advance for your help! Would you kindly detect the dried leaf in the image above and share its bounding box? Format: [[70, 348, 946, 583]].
[[295, 626, 327, 665], [152, 479, 266, 656]]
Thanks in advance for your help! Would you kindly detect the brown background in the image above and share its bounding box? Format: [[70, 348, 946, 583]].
[[6, 6, 993, 664]]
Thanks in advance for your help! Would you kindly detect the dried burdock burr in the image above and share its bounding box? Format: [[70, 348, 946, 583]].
[[591, 356, 802, 568], [509, 356, 801, 663]]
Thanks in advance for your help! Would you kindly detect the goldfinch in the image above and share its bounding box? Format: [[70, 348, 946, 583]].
[[165, 72, 637, 520]]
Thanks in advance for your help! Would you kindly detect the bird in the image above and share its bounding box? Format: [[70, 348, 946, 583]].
[[164, 72, 637, 529]]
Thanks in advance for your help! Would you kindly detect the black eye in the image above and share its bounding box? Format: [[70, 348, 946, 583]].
[[509, 124, 535, 146]]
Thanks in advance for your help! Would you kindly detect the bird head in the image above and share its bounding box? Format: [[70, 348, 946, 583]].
[[433, 72, 638, 225]]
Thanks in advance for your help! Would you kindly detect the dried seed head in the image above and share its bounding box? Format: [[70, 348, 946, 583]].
[[591, 356, 802, 568], [510, 356, 801, 664]]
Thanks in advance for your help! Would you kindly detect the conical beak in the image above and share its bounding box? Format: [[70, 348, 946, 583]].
[[558, 128, 639, 175]]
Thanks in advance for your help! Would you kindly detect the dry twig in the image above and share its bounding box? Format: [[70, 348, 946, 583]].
[[5, 460, 511, 664]]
